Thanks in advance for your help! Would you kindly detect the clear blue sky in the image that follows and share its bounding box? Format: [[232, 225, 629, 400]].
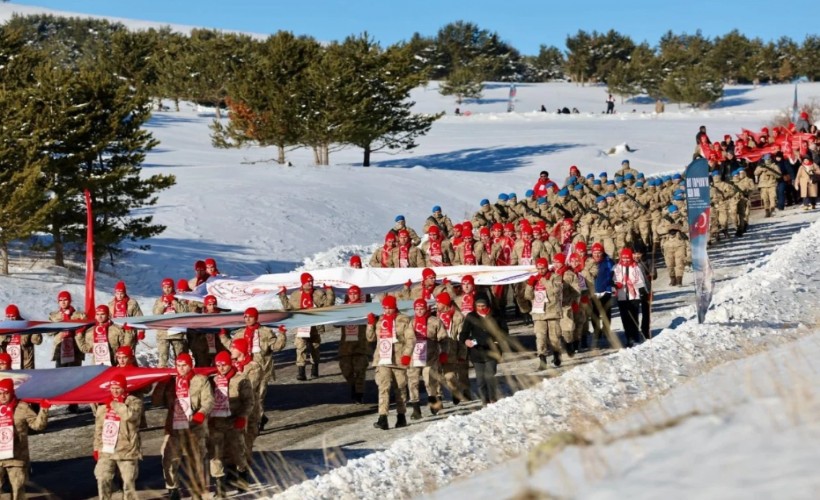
[[10, 0, 817, 55]]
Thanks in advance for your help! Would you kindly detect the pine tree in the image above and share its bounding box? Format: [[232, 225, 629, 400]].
[[439, 65, 484, 104], [27, 62, 175, 268], [331, 35, 441, 166], [0, 86, 56, 274], [211, 32, 320, 164], [661, 65, 723, 109]]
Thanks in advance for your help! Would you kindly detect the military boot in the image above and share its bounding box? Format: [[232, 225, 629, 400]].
[[311, 362, 319, 378], [296, 365, 307, 381], [215, 478, 227, 499], [168, 489, 181, 500], [395, 413, 408, 428], [669, 275, 676, 286], [429, 396, 442, 416], [537, 355, 548, 371], [552, 352, 562, 367], [410, 402, 422, 420], [373, 415, 389, 430]]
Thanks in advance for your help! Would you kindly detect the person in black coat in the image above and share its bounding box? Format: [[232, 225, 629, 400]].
[[458, 297, 510, 406]]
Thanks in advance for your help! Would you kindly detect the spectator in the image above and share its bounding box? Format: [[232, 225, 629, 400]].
[[606, 94, 615, 114], [459, 297, 509, 406]]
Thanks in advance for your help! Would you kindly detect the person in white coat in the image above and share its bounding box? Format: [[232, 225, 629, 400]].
[[612, 248, 648, 348]]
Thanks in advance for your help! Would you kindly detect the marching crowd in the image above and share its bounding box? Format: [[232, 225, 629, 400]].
[[1, 124, 818, 499]]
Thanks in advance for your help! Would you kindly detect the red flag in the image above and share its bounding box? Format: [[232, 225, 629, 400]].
[[84, 190, 95, 318]]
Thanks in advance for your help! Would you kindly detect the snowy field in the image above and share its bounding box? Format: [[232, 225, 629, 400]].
[[1, 3, 820, 499]]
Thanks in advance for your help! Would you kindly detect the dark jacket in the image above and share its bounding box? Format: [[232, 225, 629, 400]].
[[458, 311, 509, 363], [593, 256, 615, 294]]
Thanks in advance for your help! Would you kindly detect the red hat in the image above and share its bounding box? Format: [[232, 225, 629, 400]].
[[0, 378, 14, 396], [575, 242, 587, 254], [381, 295, 397, 309], [96, 304, 110, 315], [57, 291, 72, 302], [176, 353, 193, 367], [214, 351, 232, 366], [504, 223, 515, 231], [385, 232, 396, 241], [194, 260, 206, 271], [350, 255, 362, 266], [426, 225, 440, 234], [479, 227, 490, 237], [413, 298, 428, 309], [569, 165, 580, 173], [244, 307, 259, 319], [0, 378, 14, 395], [461, 228, 473, 238], [422, 268, 436, 279], [461, 275, 475, 285], [176, 279, 192, 292], [348, 285, 361, 295], [800, 111, 809, 119], [300, 272, 313, 285], [724, 134, 731, 140], [491, 223, 503, 232], [552, 253, 566, 265], [563, 218, 574, 228], [591, 242, 604, 253], [114, 281, 127, 292], [116, 346, 133, 358], [536, 257, 549, 267], [109, 374, 128, 390], [436, 292, 452, 306], [522, 226, 533, 235], [397, 229, 409, 238], [620, 248, 633, 260], [453, 223, 463, 231], [161, 278, 174, 288], [0, 353, 11, 366], [231, 337, 249, 356], [803, 158, 813, 165], [4, 305, 20, 318], [536, 220, 547, 230], [205, 258, 217, 267], [204, 295, 217, 306], [462, 221, 473, 230]]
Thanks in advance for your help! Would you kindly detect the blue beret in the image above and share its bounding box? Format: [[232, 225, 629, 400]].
[[711, 170, 720, 177], [599, 172, 608, 177], [672, 173, 682, 180], [537, 197, 547, 205], [596, 195, 606, 203], [635, 181, 644, 187], [480, 199, 489, 206], [498, 193, 509, 201], [593, 179, 602, 185], [616, 188, 626, 195], [606, 180, 615, 185], [605, 192, 616, 199], [586, 173, 595, 179], [667, 205, 678, 213], [624, 173, 635, 180], [432, 205, 441, 213], [558, 188, 569, 197], [621, 160, 630, 165], [395, 215, 405, 222], [508, 193, 517, 199], [574, 184, 584, 191], [525, 189, 534, 197], [637, 172, 645, 178]]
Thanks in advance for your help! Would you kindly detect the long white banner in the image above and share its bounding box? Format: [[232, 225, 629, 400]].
[[179, 265, 535, 311]]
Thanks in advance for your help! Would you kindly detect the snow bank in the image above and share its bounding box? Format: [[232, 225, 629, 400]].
[[275, 218, 820, 500]]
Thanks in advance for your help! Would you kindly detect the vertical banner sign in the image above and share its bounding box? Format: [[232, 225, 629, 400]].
[[507, 83, 516, 112], [791, 82, 798, 124], [84, 190, 95, 319], [684, 159, 713, 323]]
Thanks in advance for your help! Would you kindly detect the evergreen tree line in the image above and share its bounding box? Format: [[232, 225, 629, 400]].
[[0, 19, 175, 273]]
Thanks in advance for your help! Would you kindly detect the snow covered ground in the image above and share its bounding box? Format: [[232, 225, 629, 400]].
[[1, 5, 820, 498]]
